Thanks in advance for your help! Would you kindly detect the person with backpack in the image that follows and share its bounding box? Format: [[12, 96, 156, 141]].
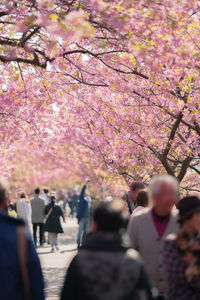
[[0, 177, 45, 300], [44, 195, 65, 252]]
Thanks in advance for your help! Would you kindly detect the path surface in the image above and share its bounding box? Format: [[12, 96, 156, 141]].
[[37, 218, 78, 300]]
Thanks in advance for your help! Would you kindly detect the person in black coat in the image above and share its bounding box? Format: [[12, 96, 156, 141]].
[[61, 200, 157, 300], [44, 195, 65, 252]]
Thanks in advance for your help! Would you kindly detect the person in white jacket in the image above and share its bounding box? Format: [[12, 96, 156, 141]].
[[16, 192, 32, 235]]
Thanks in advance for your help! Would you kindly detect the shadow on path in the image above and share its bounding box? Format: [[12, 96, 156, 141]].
[[43, 267, 66, 299]]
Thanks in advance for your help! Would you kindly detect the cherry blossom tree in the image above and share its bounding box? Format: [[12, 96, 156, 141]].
[[0, 0, 200, 193]]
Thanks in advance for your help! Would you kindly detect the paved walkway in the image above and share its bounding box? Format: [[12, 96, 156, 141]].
[[37, 218, 78, 300]]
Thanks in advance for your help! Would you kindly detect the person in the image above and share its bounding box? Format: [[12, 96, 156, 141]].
[[41, 188, 49, 204], [127, 175, 179, 299], [16, 192, 32, 235], [44, 195, 65, 252], [77, 181, 92, 248], [123, 181, 145, 214], [0, 177, 45, 300], [30, 187, 45, 247], [132, 189, 149, 215], [61, 199, 157, 300], [164, 196, 200, 299]]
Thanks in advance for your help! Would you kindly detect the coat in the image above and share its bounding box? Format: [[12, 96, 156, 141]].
[[0, 212, 44, 300], [16, 199, 32, 234], [164, 234, 200, 300], [30, 196, 45, 224], [77, 185, 92, 221], [61, 231, 157, 300], [44, 203, 64, 233], [127, 208, 178, 298]]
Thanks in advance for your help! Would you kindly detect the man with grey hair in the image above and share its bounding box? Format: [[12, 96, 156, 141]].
[[0, 177, 44, 300], [127, 175, 179, 300]]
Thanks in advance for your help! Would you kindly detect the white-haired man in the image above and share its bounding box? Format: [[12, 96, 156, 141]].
[[127, 175, 179, 300]]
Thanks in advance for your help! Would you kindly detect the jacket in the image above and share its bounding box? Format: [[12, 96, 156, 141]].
[[77, 185, 92, 221], [16, 199, 32, 233], [60, 231, 157, 300], [164, 234, 200, 300], [0, 212, 44, 300], [127, 208, 178, 297], [31, 195, 45, 224], [44, 202, 64, 233]]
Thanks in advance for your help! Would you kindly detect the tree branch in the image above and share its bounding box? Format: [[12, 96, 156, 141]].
[[177, 157, 193, 182], [162, 112, 183, 159]]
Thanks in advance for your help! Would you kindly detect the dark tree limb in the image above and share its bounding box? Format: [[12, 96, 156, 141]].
[[177, 157, 193, 182], [162, 112, 183, 159]]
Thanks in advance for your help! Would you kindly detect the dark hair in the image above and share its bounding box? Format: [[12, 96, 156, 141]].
[[44, 189, 49, 194], [9, 203, 15, 210], [130, 181, 145, 191], [0, 178, 9, 205], [35, 187, 40, 195], [20, 193, 26, 199], [0, 187, 6, 205], [136, 189, 149, 207], [93, 200, 129, 232], [50, 195, 56, 201]]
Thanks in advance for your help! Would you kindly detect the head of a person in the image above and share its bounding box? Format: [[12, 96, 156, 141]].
[[20, 192, 26, 199], [50, 195, 56, 204], [44, 188, 49, 194], [35, 187, 40, 195], [177, 196, 200, 234], [136, 189, 149, 208], [0, 177, 10, 211], [129, 181, 145, 203], [149, 175, 178, 216], [93, 200, 129, 232]]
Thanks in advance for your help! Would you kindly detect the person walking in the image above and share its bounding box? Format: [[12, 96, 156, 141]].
[[16, 192, 32, 235], [122, 181, 145, 214], [61, 200, 157, 300], [164, 196, 200, 299], [44, 195, 65, 252], [77, 181, 92, 248], [31, 187, 45, 247], [41, 187, 49, 204], [127, 175, 179, 300], [0, 177, 45, 300]]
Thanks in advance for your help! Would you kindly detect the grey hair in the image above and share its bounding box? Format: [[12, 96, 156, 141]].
[[148, 175, 179, 199]]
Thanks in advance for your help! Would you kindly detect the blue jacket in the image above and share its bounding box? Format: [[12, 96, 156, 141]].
[[77, 185, 92, 221], [0, 212, 45, 300]]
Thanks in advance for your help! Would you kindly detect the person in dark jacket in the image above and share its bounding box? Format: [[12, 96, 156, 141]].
[[77, 181, 92, 248], [44, 195, 65, 252], [61, 199, 157, 300], [0, 177, 44, 300]]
